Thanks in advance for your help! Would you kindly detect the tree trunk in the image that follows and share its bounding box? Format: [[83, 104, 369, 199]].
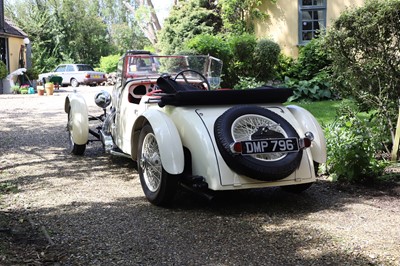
[[123, 0, 161, 45]]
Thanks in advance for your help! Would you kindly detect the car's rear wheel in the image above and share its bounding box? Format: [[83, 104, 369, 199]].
[[67, 110, 86, 155], [137, 124, 178, 206], [71, 78, 79, 87], [214, 106, 303, 181], [281, 162, 319, 193]]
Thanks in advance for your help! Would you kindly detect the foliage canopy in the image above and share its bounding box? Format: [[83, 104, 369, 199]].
[[324, 0, 400, 142]]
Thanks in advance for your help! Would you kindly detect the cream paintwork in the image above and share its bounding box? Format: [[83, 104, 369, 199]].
[[287, 105, 327, 163], [113, 83, 185, 175], [162, 104, 317, 190], [64, 93, 89, 145]]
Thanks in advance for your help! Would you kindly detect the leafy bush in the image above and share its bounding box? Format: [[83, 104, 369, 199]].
[[99, 54, 121, 73], [254, 39, 280, 82], [275, 53, 295, 81], [233, 76, 264, 90], [185, 34, 232, 87], [325, 103, 389, 183], [284, 71, 334, 102], [324, 0, 400, 143], [228, 33, 257, 79], [289, 37, 331, 81], [0, 61, 7, 80], [185, 34, 231, 65]]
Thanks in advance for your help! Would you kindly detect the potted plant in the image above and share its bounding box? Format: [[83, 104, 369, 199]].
[[45, 82, 54, 95], [19, 84, 29, 94], [11, 85, 20, 94], [37, 85, 45, 96]]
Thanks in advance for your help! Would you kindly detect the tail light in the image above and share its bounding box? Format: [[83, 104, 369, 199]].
[[85, 73, 90, 78]]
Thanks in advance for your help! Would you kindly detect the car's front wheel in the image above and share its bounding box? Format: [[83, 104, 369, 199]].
[[70, 78, 79, 87], [137, 124, 178, 206], [67, 110, 86, 155]]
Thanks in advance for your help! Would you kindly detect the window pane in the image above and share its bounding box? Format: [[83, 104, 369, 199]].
[[302, 11, 313, 20], [313, 0, 324, 6], [303, 21, 312, 30], [302, 31, 313, 41], [302, 0, 313, 5], [313, 21, 320, 30]]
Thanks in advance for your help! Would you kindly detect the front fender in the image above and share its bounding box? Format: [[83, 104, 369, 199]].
[[287, 105, 327, 163], [64, 93, 89, 145], [132, 109, 184, 175]]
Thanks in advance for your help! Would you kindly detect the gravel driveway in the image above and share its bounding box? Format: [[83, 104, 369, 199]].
[[1, 87, 399, 265]]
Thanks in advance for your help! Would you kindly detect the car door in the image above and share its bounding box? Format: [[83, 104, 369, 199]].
[[63, 65, 75, 85], [54, 65, 66, 79]]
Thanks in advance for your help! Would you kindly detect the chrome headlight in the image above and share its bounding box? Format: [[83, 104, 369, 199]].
[[94, 90, 111, 109]]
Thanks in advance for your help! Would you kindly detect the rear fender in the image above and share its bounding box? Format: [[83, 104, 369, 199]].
[[132, 109, 184, 175], [287, 105, 327, 163], [64, 93, 89, 145]]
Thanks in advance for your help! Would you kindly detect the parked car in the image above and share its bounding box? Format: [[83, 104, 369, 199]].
[[39, 64, 107, 87], [64, 50, 327, 206]]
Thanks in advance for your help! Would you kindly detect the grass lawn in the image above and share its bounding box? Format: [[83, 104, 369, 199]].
[[289, 100, 341, 125]]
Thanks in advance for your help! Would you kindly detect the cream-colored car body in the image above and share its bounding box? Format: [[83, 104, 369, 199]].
[[65, 93, 89, 145]]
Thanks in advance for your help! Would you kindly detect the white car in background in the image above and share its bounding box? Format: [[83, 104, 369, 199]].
[[39, 64, 107, 87]]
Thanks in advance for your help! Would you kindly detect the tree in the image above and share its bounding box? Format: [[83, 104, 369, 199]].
[[157, 0, 222, 54], [123, 0, 161, 45], [325, 0, 400, 143], [5, 0, 148, 73], [218, 0, 275, 34]]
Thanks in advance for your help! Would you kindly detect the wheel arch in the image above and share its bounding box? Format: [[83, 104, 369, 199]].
[[286, 105, 327, 163], [131, 109, 184, 175], [65, 93, 89, 145]]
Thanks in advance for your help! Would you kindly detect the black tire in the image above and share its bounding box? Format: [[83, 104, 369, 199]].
[[281, 182, 313, 193], [137, 124, 178, 206], [281, 162, 318, 193], [67, 111, 86, 155], [214, 106, 303, 181], [71, 78, 79, 87]]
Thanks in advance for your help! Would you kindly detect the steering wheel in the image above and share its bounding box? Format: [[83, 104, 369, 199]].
[[173, 69, 211, 91]]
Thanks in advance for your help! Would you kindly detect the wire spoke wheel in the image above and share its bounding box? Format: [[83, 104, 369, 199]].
[[231, 114, 287, 161], [140, 133, 162, 192], [214, 106, 303, 181], [137, 124, 178, 206]]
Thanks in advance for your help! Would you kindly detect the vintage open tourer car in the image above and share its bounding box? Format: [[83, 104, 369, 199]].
[[65, 50, 326, 206]]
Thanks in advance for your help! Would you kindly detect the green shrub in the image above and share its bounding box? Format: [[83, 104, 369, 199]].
[[284, 71, 334, 102], [325, 103, 389, 183], [228, 33, 257, 78], [275, 53, 295, 81], [185, 34, 232, 87], [233, 76, 264, 90], [254, 39, 280, 82], [99, 54, 121, 73], [290, 37, 331, 81], [324, 0, 400, 144], [185, 34, 231, 64], [0, 61, 7, 80]]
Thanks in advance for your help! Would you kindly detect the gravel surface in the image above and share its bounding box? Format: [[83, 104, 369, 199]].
[[1, 87, 400, 265]]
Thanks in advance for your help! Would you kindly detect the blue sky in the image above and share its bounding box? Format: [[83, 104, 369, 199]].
[[152, 0, 173, 24]]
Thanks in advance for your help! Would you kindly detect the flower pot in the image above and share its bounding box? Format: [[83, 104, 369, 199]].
[[45, 83, 54, 95], [37, 85, 45, 96]]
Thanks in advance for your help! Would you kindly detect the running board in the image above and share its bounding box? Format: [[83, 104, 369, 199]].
[[109, 149, 131, 159]]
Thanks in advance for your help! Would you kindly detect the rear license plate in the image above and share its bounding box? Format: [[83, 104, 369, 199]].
[[240, 138, 299, 155]]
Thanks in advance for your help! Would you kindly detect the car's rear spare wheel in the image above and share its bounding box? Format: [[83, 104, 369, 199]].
[[214, 106, 303, 181]]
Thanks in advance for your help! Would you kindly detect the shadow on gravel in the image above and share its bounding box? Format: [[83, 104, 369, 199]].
[[7, 193, 377, 265]]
